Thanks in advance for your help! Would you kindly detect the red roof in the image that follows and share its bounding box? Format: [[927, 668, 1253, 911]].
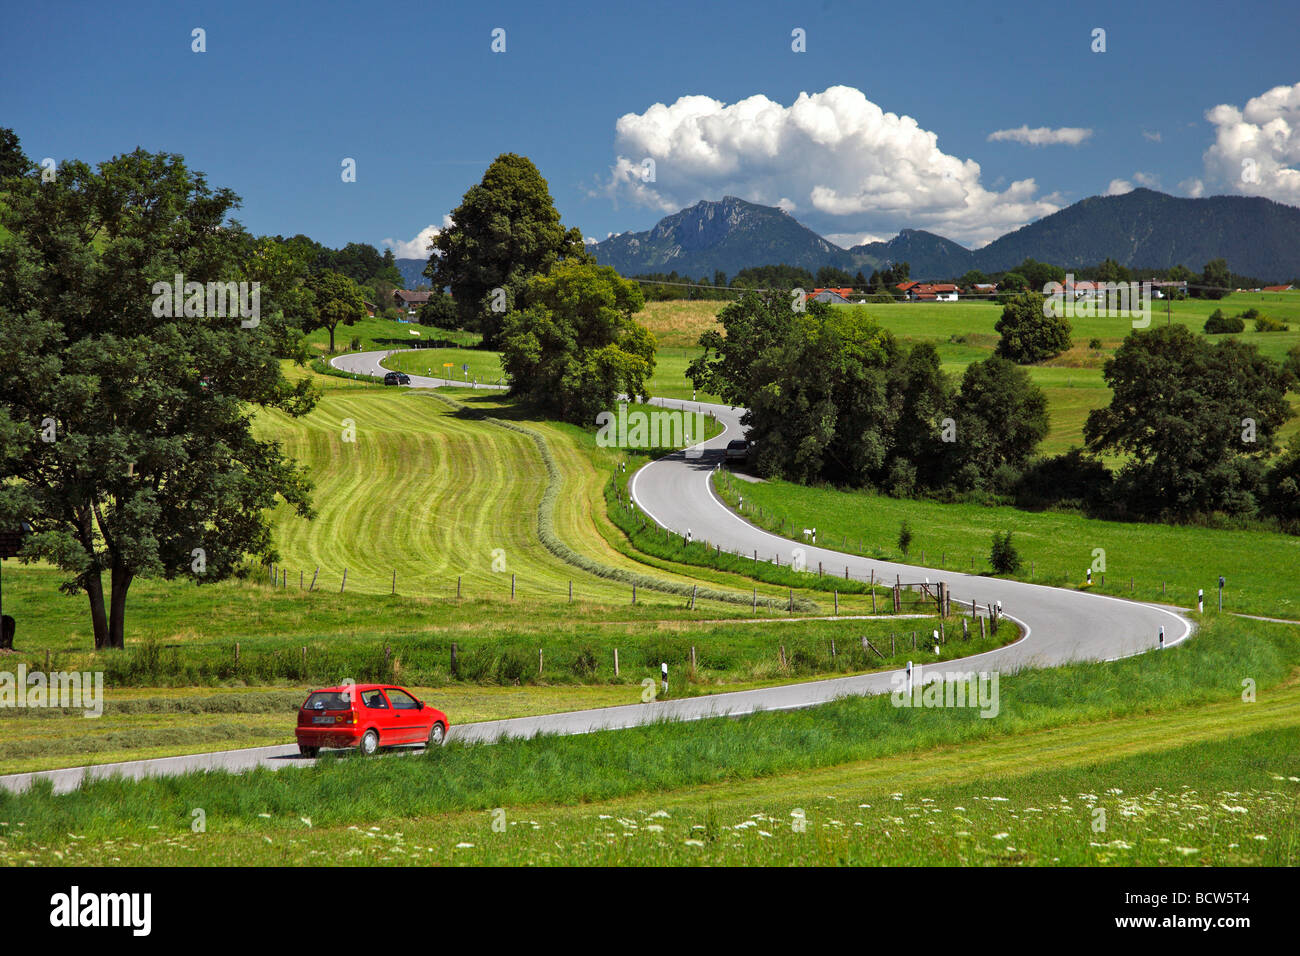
[[1262, 284, 1294, 292], [896, 281, 919, 292], [811, 288, 854, 297]]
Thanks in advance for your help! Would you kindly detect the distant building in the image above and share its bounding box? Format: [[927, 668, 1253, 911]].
[[810, 287, 853, 304], [362, 300, 377, 317], [1262, 284, 1295, 292], [393, 290, 431, 315], [970, 283, 998, 296], [906, 283, 959, 302]]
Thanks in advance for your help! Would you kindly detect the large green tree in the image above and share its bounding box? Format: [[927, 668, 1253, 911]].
[[499, 261, 655, 423], [687, 289, 800, 407], [1084, 324, 1294, 516], [427, 154, 588, 348], [947, 357, 1050, 490], [995, 292, 1073, 363], [305, 269, 366, 353], [0, 146, 316, 649], [743, 306, 900, 485]]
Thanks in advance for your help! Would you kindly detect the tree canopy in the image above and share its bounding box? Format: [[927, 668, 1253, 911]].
[[427, 154, 588, 348], [499, 261, 655, 423], [0, 143, 316, 648], [995, 292, 1073, 364], [1084, 324, 1295, 516]]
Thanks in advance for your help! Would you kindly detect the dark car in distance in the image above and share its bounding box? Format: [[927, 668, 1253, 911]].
[[383, 371, 411, 386]]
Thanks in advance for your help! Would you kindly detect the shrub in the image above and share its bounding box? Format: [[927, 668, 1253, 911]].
[[349, 335, 362, 351], [1204, 310, 1244, 334], [1254, 314, 1289, 332], [989, 531, 1022, 574], [571, 646, 599, 679], [897, 520, 913, 557], [1088, 337, 1103, 350], [495, 648, 532, 685]]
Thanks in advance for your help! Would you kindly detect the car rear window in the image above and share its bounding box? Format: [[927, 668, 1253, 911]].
[[303, 691, 352, 711]]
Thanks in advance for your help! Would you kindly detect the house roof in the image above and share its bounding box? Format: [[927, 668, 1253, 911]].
[[811, 288, 854, 298], [913, 283, 958, 294], [896, 281, 919, 292], [394, 290, 431, 304], [1262, 284, 1294, 292]]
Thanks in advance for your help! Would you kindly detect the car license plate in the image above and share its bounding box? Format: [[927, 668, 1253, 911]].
[[312, 716, 334, 724]]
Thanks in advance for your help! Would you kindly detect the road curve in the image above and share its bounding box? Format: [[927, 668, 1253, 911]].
[[0, 350, 1194, 795]]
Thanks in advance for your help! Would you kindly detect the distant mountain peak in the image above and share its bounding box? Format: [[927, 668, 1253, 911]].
[[590, 190, 1300, 282]]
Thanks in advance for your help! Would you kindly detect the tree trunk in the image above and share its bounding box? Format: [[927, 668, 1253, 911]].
[[86, 570, 110, 650], [328, 323, 336, 354], [106, 559, 133, 650]]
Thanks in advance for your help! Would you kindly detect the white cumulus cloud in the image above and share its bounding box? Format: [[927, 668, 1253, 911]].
[[1106, 179, 1134, 196], [602, 86, 1062, 247], [381, 215, 454, 259], [1200, 82, 1300, 205], [986, 126, 1093, 146]]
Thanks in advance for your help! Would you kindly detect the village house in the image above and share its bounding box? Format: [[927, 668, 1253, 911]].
[[393, 290, 431, 315], [809, 287, 854, 304], [905, 282, 959, 302]]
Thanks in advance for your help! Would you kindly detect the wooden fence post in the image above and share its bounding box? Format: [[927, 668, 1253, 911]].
[[834, 590, 838, 615], [392, 570, 396, 595], [569, 581, 573, 603], [340, 568, 347, 593], [309, 567, 318, 592], [511, 574, 516, 600], [614, 648, 619, 677], [450, 642, 459, 678]]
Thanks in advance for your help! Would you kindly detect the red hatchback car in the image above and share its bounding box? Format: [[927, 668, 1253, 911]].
[[295, 683, 449, 757]]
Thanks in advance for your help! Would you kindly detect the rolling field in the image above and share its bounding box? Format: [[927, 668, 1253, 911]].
[[712, 470, 1300, 619]]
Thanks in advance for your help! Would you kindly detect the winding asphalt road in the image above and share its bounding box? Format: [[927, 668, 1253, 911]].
[[0, 349, 1194, 795]]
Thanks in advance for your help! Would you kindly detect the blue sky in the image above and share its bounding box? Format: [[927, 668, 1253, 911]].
[[3, 0, 1298, 255]]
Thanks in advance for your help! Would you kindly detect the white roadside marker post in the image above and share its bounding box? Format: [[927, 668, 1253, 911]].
[[661, 662, 668, 697], [1086, 568, 1092, 586], [1198, 589, 1204, 614], [906, 660, 913, 698], [1159, 626, 1165, 650]]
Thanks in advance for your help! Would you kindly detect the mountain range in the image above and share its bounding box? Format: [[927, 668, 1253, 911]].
[[586, 190, 1300, 283]]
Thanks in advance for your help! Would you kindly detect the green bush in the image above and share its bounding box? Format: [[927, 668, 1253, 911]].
[[1254, 314, 1289, 332], [897, 520, 913, 557], [1203, 309, 1244, 334], [989, 530, 1022, 574], [495, 648, 532, 685], [571, 646, 599, 679]]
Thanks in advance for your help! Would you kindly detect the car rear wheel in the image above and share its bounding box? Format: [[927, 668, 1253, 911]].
[[427, 722, 446, 747], [359, 729, 380, 756], [299, 744, 319, 758]]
